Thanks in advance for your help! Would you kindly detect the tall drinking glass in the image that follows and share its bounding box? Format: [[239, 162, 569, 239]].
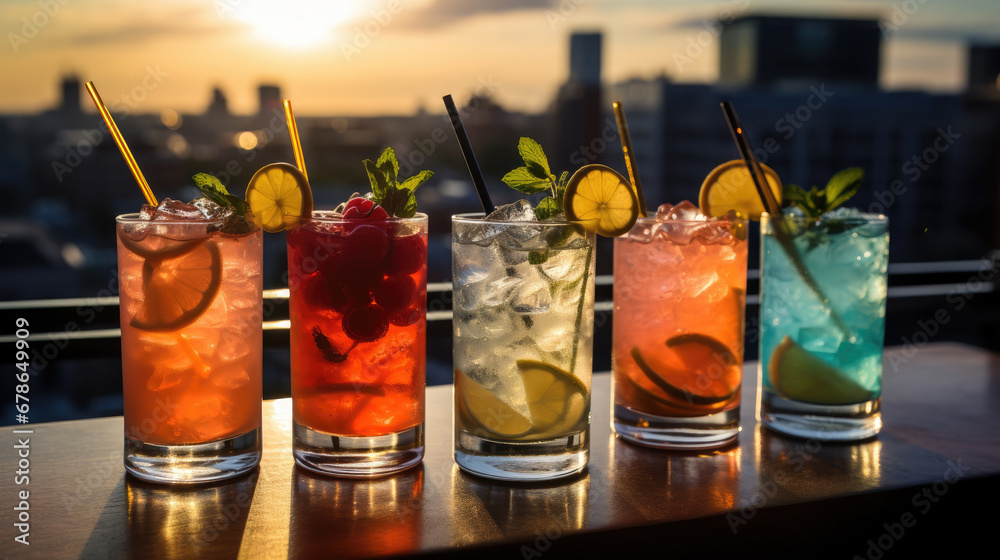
[[287, 211, 427, 477], [758, 212, 888, 441], [612, 213, 748, 449], [117, 213, 263, 483], [452, 212, 595, 481]]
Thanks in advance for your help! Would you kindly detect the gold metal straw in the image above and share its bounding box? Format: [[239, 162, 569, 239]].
[[613, 101, 648, 216], [283, 99, 308, 181], [84, 81, 157, 206]]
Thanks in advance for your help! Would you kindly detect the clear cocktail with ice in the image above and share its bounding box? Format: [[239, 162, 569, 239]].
[[117, 198, 262, 483], [452, 201, 595, 481]]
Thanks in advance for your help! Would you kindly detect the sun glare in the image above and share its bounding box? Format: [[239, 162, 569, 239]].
[[233, 0, 360, 49]]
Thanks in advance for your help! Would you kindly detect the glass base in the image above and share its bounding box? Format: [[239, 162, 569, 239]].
[[613, 404, 740, 450], [124, 428, 261, 484], [761, 391, 882, 441], [293, 422, 423, 478], [454, 428, 589, 481]]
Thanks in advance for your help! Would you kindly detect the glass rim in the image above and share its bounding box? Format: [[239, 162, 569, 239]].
[[761, 211, 888, 225], [115, 212, 223, 225], [307, 210, 428, 223], [452, 212, 576, 227]]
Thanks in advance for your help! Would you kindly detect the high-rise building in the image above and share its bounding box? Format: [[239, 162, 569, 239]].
[[59, 75, 81, 114], [719, 15, 881, 89], [206, 87, 229, 116], [609, 15, 990, 262], [967, 44, 1000, 93], [570, 32, 602, 87], [552, 32, 604, 171], [258, 84, 281, 117]]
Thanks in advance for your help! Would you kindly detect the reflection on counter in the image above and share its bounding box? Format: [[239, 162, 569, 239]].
[[753, 425, 882, 498], [608, 435, 741, 520], [126, 471, 258, 558], [449, 465, 588, 547], [289, 465, 423, 559]]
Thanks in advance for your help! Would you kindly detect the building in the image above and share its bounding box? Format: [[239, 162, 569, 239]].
[[719, 15, 881, 89], [551, 32, 604, 171], [607, 15, 993, 262]]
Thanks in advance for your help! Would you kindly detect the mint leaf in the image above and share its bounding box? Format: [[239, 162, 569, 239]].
[[502, 167, 550, 194], [398, 170, 434, 193], [363, 159, 389, 201], [825, 167, 863, 211], [534, 196, 559, 220], [376, 147, 399, 184], [193, 173, 249, 213], [518, 137, 551, 178], [782, 183, 809, 205], [528, 251, 549, 265], [399, 192, 418, 218]]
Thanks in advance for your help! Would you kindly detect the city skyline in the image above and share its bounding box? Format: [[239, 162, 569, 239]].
[[2, 0, 998, 116]]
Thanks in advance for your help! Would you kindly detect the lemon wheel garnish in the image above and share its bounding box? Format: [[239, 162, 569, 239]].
[[515, 359, 588, 437], [456, 369, 533, 438], [768, 336, 872, 405], [246, 162, 313, 232], [699, 160, 782, 221], [564, 164, 638, 237], [130, 241, 222, 331]]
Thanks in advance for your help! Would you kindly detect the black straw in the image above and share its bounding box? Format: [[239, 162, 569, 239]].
[[443, 94, 494, 214], [720, 101, 782, 217]]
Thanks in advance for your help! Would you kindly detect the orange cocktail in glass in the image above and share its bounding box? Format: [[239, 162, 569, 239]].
[[612, 202, 747, 449], [117, 200, 262, 482]]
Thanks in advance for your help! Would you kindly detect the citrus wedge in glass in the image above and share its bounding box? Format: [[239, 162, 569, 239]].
[[564, 164, 638, 237], [456, 369, 533, 438], [768, 336, 872, 405], [515, 359, 589, 438], [699, 160, 782, 221], [246, 162, 313, 232], [130, 241, 222, 331]]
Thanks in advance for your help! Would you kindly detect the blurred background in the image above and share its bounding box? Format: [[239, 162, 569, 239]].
[[1, 0, 998, 422]]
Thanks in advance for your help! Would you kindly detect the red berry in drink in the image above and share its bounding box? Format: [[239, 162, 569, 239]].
[[344, 224, 389, 269], [343, 304, 388, 342], [374, 274, 417, 313], [388, 305, 421, 327], [343, 198, 389, 220], [384, 234, 426, 275]]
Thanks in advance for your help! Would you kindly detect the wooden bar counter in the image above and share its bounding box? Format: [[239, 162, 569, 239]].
[[3, 342, 998, 558]]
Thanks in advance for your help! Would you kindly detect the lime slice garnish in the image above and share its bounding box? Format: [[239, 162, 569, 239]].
[[768, 336, 872, 405], [246, 162, 313, 232], [564, 164, 638, 237]]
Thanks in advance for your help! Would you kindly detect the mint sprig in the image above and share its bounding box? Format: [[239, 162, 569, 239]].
[[502, 138, 569, 220], [362, 147, 433, 218], [193, 173, 250, 214], [782, 167, 863, 220]]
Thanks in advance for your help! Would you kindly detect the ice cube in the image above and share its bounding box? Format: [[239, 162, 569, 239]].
[[455, 200, 539, 246], [799, 326, 845, 355], [688, 271, 729, 302], [149, 198, 205, 221], [209, 364, 250, 389], [455, 309, 515, 340], [191, 197, 223, 219], [656, 200, 706, 222], [216, 332, 251, 362], [510, 280, 551, 314], [146, 363, 188, 391]]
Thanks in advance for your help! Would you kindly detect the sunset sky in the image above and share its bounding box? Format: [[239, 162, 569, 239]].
[[2, 0, 998, 116]]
